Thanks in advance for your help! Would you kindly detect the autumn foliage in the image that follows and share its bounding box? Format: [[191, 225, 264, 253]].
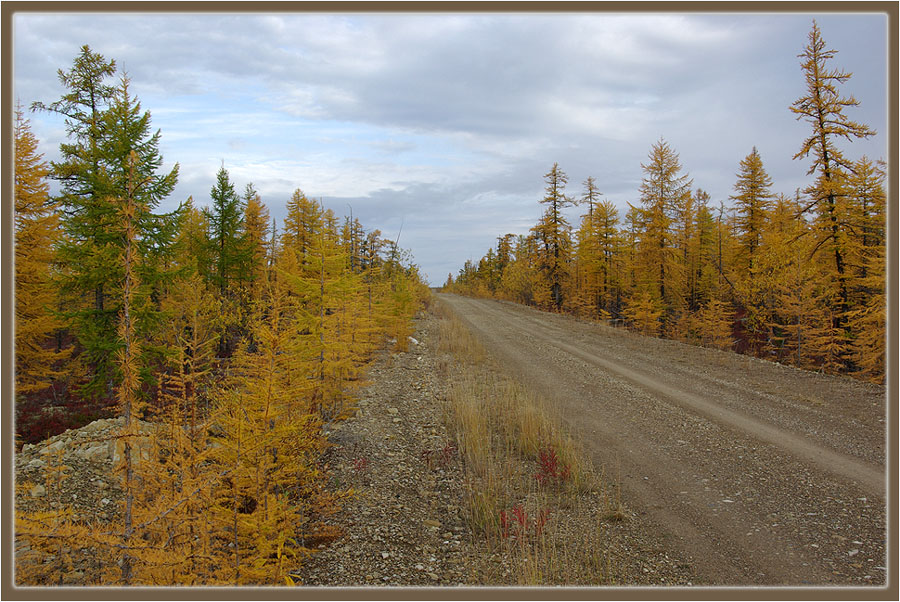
[[446, 22, 885, 384], [15, 46, 428, 585]]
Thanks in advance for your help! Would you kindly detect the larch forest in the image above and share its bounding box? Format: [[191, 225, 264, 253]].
[[14, 45, 429, 585], [445, 22, 885, 385], [13, 20, 886, 587]]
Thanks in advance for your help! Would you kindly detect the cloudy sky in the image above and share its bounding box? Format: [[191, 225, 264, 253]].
[[13, 9, 888, 284]]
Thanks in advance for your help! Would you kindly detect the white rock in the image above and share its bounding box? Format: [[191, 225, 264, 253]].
[[39, 440, 66, 455], [76, 444, 108, 462], [30, 484, 46, 498]]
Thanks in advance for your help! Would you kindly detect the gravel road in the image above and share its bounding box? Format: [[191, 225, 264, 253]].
[[437, 293, 888, 587]]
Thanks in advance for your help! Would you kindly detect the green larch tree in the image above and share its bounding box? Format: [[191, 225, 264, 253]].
[[205, 167, 248, 356], [33, 46, 119, 399]]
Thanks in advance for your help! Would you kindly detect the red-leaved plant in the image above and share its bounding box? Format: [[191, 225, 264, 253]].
[[500, 503, 551, 540], [422, 440, 458, 470], [535, 446, 571, 487], [353, 456, 370, 473]]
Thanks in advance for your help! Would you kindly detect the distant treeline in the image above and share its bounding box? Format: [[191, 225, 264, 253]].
[[446, 22, 884, 384]]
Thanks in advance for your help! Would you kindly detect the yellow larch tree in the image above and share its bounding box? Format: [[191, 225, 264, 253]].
[[634, 139, 693, 332], [172, 197, 212, 278], [696, 297, 735, 351], [14, 106, 70, 394], [731, 148, 775, 271], [844, 157, 886, 381], [622, 288, 663, 336], [530, 163, 575, 311], [730, 148, 776, 348], [763, 231, 835, 370], [282, 188, 323, 262], [242, 183, 271, 307], [791, 20, 876, 328], [208, 274, 334, 585]]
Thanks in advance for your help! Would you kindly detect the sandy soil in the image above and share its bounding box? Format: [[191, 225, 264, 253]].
[[437, 293, 888, 587]]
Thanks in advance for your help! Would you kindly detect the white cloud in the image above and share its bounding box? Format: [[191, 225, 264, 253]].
[[12, 11, 888, 284]]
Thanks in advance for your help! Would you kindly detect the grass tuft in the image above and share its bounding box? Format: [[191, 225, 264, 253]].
[[435, 298, 618, 585]]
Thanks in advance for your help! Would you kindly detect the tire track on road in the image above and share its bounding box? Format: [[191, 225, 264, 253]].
[[439, 294, 887, 586]]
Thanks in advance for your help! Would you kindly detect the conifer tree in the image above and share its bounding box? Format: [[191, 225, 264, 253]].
[[844, 157, 886, 381], [499, 236, 538, 306], [282, 188, 323, 260], [34, 52, 180, 399], [692, 196, 723, 310], [205, 167, 247, 356], [594, 200, 623, 318], [791, 20, 875, 325], [98, 75, 180, 356], [206, 166, 246, 298], [683, 189, 708, 313], [622, 203, 642, 298], [845, 157, 886, 294], [92, 81, 178, 582], [14, 107, 70, 393], [496, 234, 515, 277], [209, 276, 331, 585], [623, 289, 662, 336], [763, 227, 833, 369], [341, 215, 366, 274], [574, 178, 600, 316], [731, 147, 775, 269], [635, 139, 693, 326], [144, 273, 222, 583], [531, 163, 575, 310], [242, 183, 271, 304], [33, 46, 119, 398], [671, 185, 697, 339], [172, 197, 211, 279], [114, 150, 142, 583], [697, 297, 735, 351], [730, 149, 775, 347]]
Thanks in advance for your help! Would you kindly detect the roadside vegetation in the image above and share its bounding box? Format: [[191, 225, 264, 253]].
[[435, 300, 625, 585], [14, 45, 430, 586]]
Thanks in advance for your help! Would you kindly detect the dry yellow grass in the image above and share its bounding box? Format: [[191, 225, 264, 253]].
[[435, 298, 617, 585]]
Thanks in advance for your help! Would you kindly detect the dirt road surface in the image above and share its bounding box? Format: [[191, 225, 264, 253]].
[[438, 293, 888, 587]]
